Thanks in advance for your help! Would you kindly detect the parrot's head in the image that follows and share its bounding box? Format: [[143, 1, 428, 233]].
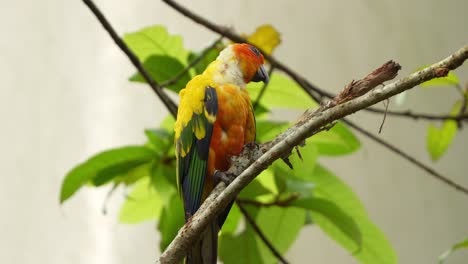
[[214, 43, 269, 86]]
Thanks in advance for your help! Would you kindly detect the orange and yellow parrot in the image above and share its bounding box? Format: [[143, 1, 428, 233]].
[[174, 43, 269, 264]]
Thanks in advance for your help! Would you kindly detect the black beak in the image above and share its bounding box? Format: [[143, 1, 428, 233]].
[[251, 65, 269, 83]]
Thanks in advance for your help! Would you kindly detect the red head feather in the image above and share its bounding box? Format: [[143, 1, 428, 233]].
[[232, 44, 267, 83]]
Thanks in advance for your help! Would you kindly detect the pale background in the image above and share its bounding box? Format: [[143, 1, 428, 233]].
[[1, 0, 467, 263]]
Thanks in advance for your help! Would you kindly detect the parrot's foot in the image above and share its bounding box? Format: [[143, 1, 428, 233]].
[[214, 170, 237, 185], [244, 142, 260, 150]]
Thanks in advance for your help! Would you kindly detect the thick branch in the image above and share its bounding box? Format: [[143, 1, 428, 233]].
[[156, 44, 468, 264], [83, 0, 178, 117]]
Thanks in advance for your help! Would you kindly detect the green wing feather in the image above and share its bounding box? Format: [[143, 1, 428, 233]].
[[177, 86, 218, 221]]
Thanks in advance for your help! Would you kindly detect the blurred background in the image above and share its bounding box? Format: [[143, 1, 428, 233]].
[[1, 0, 467, 263]]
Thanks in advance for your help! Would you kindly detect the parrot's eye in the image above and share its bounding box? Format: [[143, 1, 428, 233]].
[[248, 45, 261, 57]]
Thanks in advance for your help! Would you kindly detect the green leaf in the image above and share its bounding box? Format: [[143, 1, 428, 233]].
[[90, 160, 151, 187], [220, 206, 305, 264], [417, 64, 459, 87], [309, 165, 397, 264], [187, 42, 223, 75], [160, 115, 176, 132], [238, 179, 272, 200], [114, 162, 152, 185], [273, 142, 318, 193], [118, 177, 162, 224], [157, 192, 185, 251], [144, 129, 172, 150], [426, 102, 461, 161], [253, 103, 270, 117], [256, 168, 279, 194], [256, 119, 289, 143], [291, 197, 362, 249], [284, 178, 315, 198], [439, 237, 468, 264], [427, 123, 457, 161], [151, 161, 177, 206], [221, 203, 242, 235], [304, 211, 314, 225], [129, 55, 190, 92], [123, 25, 188, 64], [219, 231, 265, 264], [254, 206, 306, 263], [310, 122, 361, 156], [247, 72, 317, 109], [60, 146, 156, 203]]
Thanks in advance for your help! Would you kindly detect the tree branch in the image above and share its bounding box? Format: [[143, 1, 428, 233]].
[[155, 44, 468, 264], [237, 202, 290, 264], [82, 0, 178, 117], [455, 83, 468, 128], [364, 108, 468, 122]]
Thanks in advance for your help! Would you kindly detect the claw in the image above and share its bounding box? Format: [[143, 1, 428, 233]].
[[282, 156, 294, 169], [214, 170, 236, 185], [244, 141, 259, 150], [295, 146, 303, 161]]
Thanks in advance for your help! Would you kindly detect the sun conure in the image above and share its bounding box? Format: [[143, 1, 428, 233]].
[[174, 43, 269, 264]]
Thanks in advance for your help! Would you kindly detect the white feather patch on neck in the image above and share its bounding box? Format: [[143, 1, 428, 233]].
[[212, 46, 246, 88]]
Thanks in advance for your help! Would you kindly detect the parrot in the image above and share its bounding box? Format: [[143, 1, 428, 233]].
[[174, 43, 269, 264]]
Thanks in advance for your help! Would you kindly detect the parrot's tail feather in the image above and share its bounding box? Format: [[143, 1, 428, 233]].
[[186, 222, 218, 264]]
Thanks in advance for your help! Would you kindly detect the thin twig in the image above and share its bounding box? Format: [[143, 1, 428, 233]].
[[365, 108, 468, 122], [378, 99, 389, 133], [253, 66, 275, 110], [237, 202, 290, 264], [455, 83, 467, 128], [101, 183, 118, 215], [160, 36, 223, 87], [82, 0, 178, 117]]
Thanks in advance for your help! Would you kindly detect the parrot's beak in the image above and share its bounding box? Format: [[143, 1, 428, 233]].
[[251, 65, 269, 83]]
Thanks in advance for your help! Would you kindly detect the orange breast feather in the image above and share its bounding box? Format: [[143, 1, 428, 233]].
[[203, 84, 255, 196]]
